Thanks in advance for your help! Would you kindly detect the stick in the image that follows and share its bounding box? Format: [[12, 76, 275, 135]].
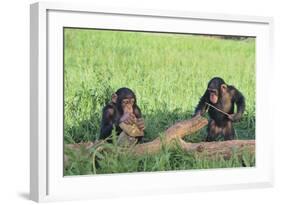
[[205, 102, 231, 118]]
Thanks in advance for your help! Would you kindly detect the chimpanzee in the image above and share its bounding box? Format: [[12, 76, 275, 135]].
[[194, 77, 245, 141], [100, 87, 145, 143]]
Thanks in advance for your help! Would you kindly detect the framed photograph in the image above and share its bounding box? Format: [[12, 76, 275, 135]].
[[30, 2, 274, 202]]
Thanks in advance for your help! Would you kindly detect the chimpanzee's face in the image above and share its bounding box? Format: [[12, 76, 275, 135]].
[[207, 77, 227, 104], [121, 96, 135, 113], [208, 88, 219, 104]]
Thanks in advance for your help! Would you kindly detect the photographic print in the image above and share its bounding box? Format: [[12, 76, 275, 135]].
[[63, 28, 255, 176]]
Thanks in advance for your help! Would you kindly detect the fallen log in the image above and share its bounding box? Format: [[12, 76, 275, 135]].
[[65, 115, 208, 153], [131, 116, 255, 157], [132, 115, 208, 155], [177, 139, 255, 159], [64, 116, 255, 164]]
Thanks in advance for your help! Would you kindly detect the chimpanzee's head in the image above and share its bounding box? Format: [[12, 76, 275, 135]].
[[207, 77, 227, 104], [112, 87, 137, 114]]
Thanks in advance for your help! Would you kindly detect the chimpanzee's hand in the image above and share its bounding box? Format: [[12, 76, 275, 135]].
[[136, 118, 145, 131], [228, 114, 236, 122], [228, 113, 242, 122], [120, 113, 136, 125]]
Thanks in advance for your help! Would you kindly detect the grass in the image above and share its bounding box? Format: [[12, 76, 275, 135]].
[[63, 28, 255, 175]]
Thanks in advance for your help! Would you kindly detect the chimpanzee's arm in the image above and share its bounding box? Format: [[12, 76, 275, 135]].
[[230, 86, 245, 121], [133, 104, 145, 138], [194, 90, 209, 116], [100, 106, 115, 139]]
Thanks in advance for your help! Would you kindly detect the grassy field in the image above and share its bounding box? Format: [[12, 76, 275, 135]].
[[63, 28, 255, 175]]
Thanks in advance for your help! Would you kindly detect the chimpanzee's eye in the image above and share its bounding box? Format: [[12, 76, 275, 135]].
[[122, 99, 129, 104], [208, 89, 218, 95]]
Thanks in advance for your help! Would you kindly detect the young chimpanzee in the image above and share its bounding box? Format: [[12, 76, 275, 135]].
[[100, 87, 145, 144], [194, 77, 245, 141]]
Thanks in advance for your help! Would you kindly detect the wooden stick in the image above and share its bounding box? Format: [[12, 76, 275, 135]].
[[205, 102, 231, 118]]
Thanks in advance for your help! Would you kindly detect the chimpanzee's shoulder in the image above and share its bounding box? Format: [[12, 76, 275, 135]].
[[228, 85, 237, 89], [227, 85, 239, 95], [103, 103, 116, 111]]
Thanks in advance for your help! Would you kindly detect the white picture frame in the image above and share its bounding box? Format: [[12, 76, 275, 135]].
[[30, 2, 274, 202]]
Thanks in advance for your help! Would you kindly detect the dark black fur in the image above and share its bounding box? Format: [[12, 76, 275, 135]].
[[194, 77, 245, 141], [100, 87, 142, 140]]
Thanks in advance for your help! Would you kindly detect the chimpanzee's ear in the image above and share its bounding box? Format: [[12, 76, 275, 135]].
[[111, 93, 118, 103], [220, 84, 227, 93]]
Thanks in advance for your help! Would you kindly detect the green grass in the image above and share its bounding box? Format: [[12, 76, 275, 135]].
[[63, 28, 255, 175]]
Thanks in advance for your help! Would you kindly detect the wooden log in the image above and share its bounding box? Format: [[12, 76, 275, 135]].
[[64, 116, 255, 162], [177, 139, 255, 159], [132, 115, 208, 155], [119, 122, 144, 137]]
